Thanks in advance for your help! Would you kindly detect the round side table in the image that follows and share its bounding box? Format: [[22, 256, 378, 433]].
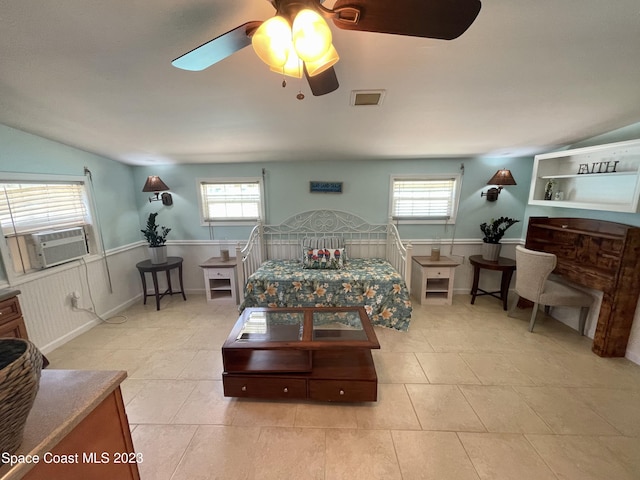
[[136, 256, 187, 310], [469, 255, 516, 311]]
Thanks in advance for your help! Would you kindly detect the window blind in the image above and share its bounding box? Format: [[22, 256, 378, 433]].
[[391, 178, 457, 220], [0, 182, 90, 236], [200, 181, 261, 221]]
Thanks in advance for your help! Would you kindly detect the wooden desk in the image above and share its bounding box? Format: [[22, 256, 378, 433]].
[[136, 256, 186, 310], [526, 217, 640, 357], [469, 255, 516, 311]]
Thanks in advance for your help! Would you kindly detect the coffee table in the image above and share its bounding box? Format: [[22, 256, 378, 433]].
[[222, 306, 380, 402]]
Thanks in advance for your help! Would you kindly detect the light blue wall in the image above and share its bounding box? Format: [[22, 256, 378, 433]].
[[0, 124, 140, 282], [133, 155, 532, 244], [2, 118, 638, 285]]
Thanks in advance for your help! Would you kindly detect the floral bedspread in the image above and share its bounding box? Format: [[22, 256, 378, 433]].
[[239, 258, 412, 331]]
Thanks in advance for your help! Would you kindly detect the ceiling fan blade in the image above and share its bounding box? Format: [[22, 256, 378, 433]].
[[305, 66, 340, 96], [172, 21, 262, 71], [332, 0, 481, 40]]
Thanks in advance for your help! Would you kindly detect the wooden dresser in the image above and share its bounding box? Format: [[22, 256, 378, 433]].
[[525, 217, 640, 357], [0, 370, 140, 480], [0, 289, 29, 339]]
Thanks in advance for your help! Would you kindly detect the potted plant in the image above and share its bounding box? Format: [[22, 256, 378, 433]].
[[141, 212, 171, 264], [479, 216, 520, 261]]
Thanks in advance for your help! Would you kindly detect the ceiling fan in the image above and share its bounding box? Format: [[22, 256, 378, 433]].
[[172, 0, 482, 97]]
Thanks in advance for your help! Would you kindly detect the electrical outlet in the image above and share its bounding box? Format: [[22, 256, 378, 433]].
[[70, 291, 80, 309]]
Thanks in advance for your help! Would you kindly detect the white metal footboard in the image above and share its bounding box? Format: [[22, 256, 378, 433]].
[[236, 221, 263, 302], [386, 219, 412, 291]]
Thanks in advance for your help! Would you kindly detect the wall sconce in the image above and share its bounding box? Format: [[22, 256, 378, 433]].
[[481, 169, 517, 202], [142, 176, 173, 205]]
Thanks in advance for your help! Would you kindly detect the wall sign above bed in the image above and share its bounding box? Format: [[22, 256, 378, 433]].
[[310, 181, 343, 193]]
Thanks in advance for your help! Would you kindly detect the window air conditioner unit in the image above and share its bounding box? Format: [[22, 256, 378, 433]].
[[27, 227, 88, 269]]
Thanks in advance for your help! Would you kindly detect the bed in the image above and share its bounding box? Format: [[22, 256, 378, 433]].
[[235, 210, 413, 331]]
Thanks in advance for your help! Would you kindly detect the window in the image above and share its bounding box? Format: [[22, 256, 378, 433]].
[[198, 178, 264, 224], [0, 174, 95, 277], [390, 175, 461, 223]]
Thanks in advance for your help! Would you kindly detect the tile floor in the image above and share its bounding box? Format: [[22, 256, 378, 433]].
[[46, 294, 640, 480]]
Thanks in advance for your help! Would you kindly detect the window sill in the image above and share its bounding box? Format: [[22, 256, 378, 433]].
[[6, 254, 102, 287]]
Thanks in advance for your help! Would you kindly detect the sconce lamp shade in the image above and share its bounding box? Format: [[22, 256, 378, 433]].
[[487, 169, 517, 186], [142, 176, 172, 205], [481, 169, 517, 202], [142, 176, 170, 192]]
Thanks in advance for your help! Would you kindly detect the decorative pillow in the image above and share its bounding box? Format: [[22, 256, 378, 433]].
[[301, 236, 344, 249], [302, 247, 345, 269]]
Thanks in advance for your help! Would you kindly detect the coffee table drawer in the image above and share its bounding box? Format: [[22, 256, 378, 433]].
[[223, 375, 307, 399], [308, 379, 377, 402]]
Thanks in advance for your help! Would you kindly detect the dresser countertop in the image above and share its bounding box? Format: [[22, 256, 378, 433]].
[[0, 289, 20, 303], [0, 369, 127, 480]]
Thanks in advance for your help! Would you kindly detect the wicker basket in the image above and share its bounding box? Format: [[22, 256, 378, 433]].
[[0, 338, 43, 457]]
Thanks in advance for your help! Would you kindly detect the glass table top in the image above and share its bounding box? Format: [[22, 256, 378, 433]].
[[228, 307, 379, 349], [312, 310, 368, 341], [236, 310, 304, 342]]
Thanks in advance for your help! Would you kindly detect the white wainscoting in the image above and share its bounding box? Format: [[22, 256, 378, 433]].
[[0, 241, 236, 354], [4, 238, 639, 365], [7, 244, 146, 353]]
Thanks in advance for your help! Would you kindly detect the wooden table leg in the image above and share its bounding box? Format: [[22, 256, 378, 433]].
[[500, 269, 515, 311], [151, 271, 160, 311], [139, 271, 148, 305], [470, 265, 480, 304], [178, 264, 187, 301], [165, 270, 173, 295]]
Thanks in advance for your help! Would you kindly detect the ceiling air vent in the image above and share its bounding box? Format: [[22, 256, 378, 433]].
[[351, 90, 386, 107]]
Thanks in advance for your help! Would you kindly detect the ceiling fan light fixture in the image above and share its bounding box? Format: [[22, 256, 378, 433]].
[[291, 9, 332, 62], [270, 51, 304, 78], [252, 16, 293, 68], [305, 44, 339, 77]]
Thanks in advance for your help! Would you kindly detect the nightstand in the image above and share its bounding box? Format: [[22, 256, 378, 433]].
[[200, 257, 238, 304], [411, 256, 461, 305]]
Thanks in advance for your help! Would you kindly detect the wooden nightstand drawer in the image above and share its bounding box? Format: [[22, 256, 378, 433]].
[[223, 375, 307, 399], [425, 267, 450, 278], [0, 296, 22, 324], [308, 379, 377, 402], [207, 268, 233, 279]]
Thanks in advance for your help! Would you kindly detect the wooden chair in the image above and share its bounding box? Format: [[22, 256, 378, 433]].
[[509, 246, 593, 334]]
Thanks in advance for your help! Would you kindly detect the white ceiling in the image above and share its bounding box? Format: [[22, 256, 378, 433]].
[[2, 0, 640, 166]]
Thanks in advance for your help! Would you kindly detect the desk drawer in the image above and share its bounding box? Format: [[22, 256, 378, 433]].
[[0, 296, 22, 324], [308, 379, 377, 402], [223, 375, 307, 399], [206, 268, 233, 279]]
